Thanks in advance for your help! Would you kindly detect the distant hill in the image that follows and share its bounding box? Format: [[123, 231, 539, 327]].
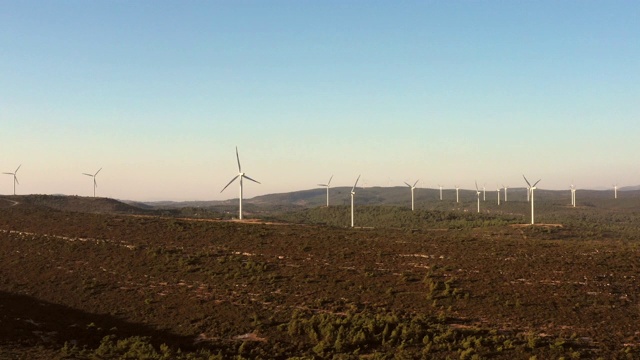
[[0, 195, 152, 214], [139, 186, 640, 212], [141, 200, 226, 209]]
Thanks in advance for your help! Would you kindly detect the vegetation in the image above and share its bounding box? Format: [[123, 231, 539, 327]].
[[0, 193, 639, 359]]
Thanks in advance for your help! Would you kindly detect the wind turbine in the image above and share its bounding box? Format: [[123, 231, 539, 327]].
[[318, 175, 333, 207], [3, 165, 21, 195], [526, 185, 530, 202], [570, 183, 576, 207], [475, 181, 481, 213], [220, 147, 261, 220], [350, 175, 360, 228], [438, 184, 443, 201], [613, 184, 618, 199], [503, 185, 509, 202], [82, 168, 102, 197], [455, 185, 459, 203], [404, 179, 419, 211], [497, 185, 501, 205], [523, 175, 541, 225], [483, 184, 486, 201]]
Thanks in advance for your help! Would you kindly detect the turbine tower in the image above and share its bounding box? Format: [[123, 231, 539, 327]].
[[497, 185, 500, 205], [318, 175, 333, 207], [220, 147, 261, 220], [475, 181, 481, 213], [483, 184, 486, 201], [3, 165, 21, 195], [350, 175, 360, 228], [438, 184, 443, 201], [613, 184, 618, 199], [503, 185, 509, 202], [523, 175, 541, 225], [455, 185, 459, 203], [82, 168, 102, 197], [570, 183, 576, 207], [404, 180, 419, 211]]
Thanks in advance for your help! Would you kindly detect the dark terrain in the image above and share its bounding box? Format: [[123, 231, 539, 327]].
[[0, 193, 639, 359]]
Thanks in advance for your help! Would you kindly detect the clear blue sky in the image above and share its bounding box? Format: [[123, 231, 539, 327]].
[[2, 1, 638, 201]]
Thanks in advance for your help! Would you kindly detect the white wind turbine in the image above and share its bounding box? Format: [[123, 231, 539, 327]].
[[570, 182, 576, 207], [404, 179, 419, 211], [503, 185, 509, 202], [455, 185, 459, 203], [475, 181, 481, 213], [613, 184, 618, 199], [523, 175, 541, 225], [438, 184, 443, 201], [3, 164, 21, 195], [483, 184, 486, 201], [220, 147, 261, 220], [497, 185, 501, 205], [526, 185, 530, 202], [350, 175, 361, 228], [82, 168, 102, 197], [318, 175, 333, 207]]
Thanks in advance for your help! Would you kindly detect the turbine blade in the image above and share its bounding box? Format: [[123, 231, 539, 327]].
[[413, 180, 419, 187], [404, 181, 411, 187], [220, 175, 239, 193], [243, 175, 261, 184], [3, 172, 13, 175], [94, 178, 97, 187], [95, 168, 102, 176], [235, 147, 242, 172], [318, 184, 327, 187], [328, 175, 333, 185], [352, 175, 360, 191], [522, 175, 531, 187], [533, 179, 541, 187], [475, 181, 479, 191], [14, 176, 19, 185], [15, 164, 22, 173], [83, 173, 93, 177]]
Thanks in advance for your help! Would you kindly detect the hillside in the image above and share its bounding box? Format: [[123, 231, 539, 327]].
[[0, 195, 152, 215], [1, 196, 639, 358]]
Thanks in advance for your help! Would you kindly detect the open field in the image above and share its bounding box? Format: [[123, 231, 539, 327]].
[[0, 194, 639, 359]]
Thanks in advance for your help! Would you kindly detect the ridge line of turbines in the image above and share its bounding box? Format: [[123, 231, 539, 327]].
[[3, 147, 623, 226]]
